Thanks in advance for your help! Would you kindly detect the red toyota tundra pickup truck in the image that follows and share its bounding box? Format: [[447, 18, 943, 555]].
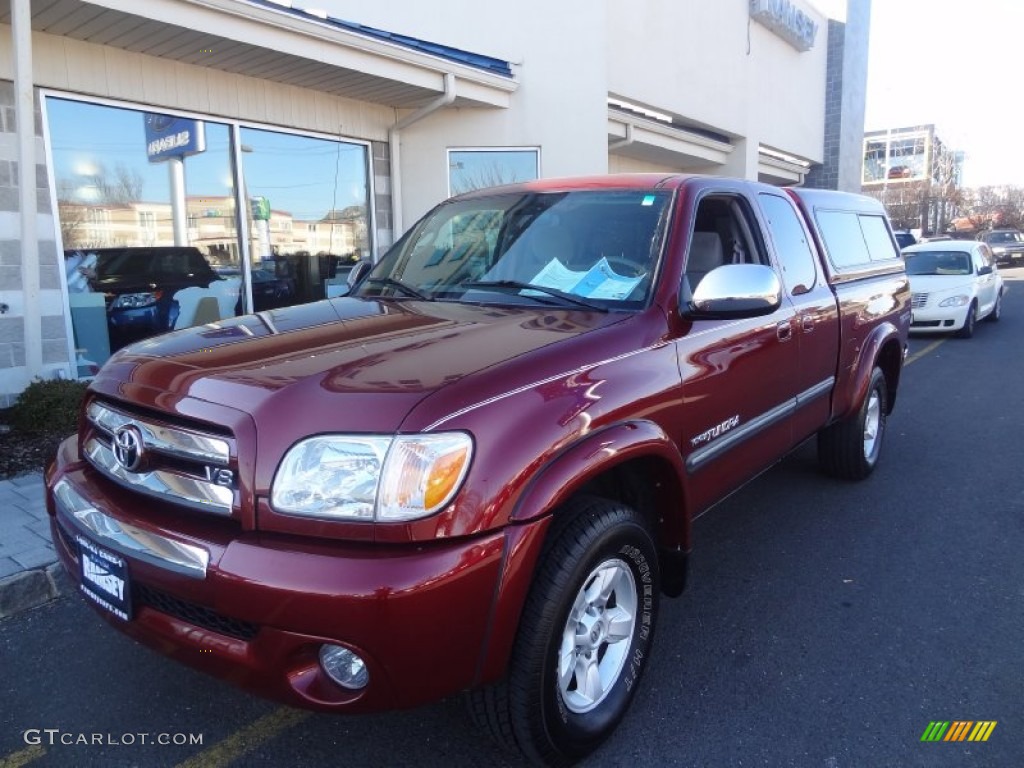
[[46, 175, 909, 766]]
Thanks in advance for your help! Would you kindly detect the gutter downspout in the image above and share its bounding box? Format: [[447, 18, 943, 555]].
[[12, 0, 43, 380], [608, 123, 635, 152], [388, 72, 456, 246]]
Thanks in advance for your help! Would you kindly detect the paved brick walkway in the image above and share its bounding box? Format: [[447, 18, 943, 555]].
[[0, 471, 59, 617]]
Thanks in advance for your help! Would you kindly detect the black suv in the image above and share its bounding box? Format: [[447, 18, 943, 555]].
[[79, 246, 222, 350], [978, 230, 1024, 266]]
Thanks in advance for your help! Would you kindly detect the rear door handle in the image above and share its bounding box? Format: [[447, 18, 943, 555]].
[[801, 315, 815, 333], [777, 320, 792, 342]]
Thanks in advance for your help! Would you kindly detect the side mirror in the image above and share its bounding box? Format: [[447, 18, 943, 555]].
[[682, 263, 783, 319], [347, 260, 372, 289], [978, 265, 993, 276]]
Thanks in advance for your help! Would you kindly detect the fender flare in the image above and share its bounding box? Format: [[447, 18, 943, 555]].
[[510, 418, 687, 534], [834, 320, 903, 421], [474, 420, 688, 685]]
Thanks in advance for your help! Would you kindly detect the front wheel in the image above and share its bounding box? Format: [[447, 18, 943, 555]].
[[818, 366, 888, 480], [957, 301, 977, 338], [468, 497, 659, 766]]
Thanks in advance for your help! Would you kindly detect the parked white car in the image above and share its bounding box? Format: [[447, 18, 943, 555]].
[[903, 240, 1004, 338]]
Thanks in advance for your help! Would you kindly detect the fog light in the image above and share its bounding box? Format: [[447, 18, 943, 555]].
[[319, 644, 369, 690]]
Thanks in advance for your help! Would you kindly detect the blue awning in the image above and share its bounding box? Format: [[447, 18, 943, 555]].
[[247, 0, 514, 78]]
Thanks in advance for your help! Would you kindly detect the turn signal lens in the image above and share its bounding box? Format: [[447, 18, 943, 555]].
[[377, 433, 472, 521]]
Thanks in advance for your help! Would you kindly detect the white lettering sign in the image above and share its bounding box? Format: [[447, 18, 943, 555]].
[[750, 0, 819, 52], [148, 130, 192, 157]]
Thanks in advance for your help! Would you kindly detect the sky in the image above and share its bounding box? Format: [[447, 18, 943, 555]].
[[814, 0, 1024, 188], [47, 98, 369, 220]]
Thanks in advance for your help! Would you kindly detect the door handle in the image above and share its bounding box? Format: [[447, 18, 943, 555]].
[[801, 314, 815, 333], [777, 320, 792, 342]]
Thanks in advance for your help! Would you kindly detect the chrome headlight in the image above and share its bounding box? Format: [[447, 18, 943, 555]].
[[271, 433, 473, 522], [110, 291, 161, 309], [992, 247, 1006, 255], [938, 295, 969, 307]]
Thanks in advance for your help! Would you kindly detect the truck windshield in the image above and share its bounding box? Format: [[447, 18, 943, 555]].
[[356, 190, 671, 309]]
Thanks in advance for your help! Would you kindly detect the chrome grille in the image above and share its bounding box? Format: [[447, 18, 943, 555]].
[[911, 293, 928, 309], [85, 401, 235, 516]]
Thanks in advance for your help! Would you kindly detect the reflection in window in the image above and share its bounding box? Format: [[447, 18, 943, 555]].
[[862, 140, 887, 183], [239, 126, 371, 307], [862, 132, 930, 184], [48, 98, 242, 366], [448, 148, 539, 195], [47, 98, 374, 375]]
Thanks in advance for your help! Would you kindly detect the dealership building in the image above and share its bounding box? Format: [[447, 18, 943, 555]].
[[0, 0, 869, 404]]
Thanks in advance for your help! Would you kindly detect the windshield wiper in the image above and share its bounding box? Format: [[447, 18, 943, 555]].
[[462, 280, 608, 311], [363, 277, 432, 301]]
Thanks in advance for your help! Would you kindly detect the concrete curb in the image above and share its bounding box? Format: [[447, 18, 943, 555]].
[[0, 561, 62, 619]]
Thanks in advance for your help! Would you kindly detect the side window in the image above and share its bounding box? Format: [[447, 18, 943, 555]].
[[685, 194, 767, 293], [858, 215, 900, 262], [814, 210, 871, 269], [978, 244, 994, 268], [972, 248, 987, 274], [758, 193, 817, 295]]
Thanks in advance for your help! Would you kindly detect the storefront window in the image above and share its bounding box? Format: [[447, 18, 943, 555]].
[[448, 148, 540, 195], [238, 127, 371, 306], [862, 133, 930, 185], [46, 97, 372, 373]]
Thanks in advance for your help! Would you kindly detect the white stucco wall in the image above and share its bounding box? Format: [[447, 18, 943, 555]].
[[317, 0, 610, 230], [606, 0, 828, 166]]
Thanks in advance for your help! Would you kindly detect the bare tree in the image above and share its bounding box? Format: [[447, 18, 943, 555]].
[[85, 163, 144, 204], [56, 179, 88, 248], [56, 163, 145, 248], [951, 186, 1024, 234], [449, 160, 524, 195]]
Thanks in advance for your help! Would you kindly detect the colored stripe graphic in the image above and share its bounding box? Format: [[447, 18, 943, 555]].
[[969, 722, 997, 742], [944, 721, 972, 741], [921, 721, 996, 742]]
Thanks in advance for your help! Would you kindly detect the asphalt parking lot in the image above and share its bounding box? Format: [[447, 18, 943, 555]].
[[2, 269, 1023, 768]]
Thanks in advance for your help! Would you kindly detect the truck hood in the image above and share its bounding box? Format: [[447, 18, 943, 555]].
[[96, 297, 623, 433]]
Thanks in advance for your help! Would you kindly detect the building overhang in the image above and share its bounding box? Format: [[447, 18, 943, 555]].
[[758, 147, 811, 186], [1, 0, 517, 109], [607, 109, 733, 170]]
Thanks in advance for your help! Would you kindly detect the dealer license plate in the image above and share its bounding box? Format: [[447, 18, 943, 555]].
[[77, 535, 132, 621]]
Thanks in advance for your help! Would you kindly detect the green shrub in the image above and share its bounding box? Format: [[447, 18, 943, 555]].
[[10, 378, 89, 435]]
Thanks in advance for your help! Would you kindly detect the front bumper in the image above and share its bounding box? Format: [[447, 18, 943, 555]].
[[46, 441, 517, 713], [910, 304, 969, 333], [992, 250, 1024, 266]]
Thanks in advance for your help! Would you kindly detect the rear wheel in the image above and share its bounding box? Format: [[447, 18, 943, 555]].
[[468, 497, 659, 766], [957, 301, 977, 338], [818, 366, 888, 480]]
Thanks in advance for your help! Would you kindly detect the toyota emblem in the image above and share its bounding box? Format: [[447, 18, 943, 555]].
[[112, 425, 145, 472]]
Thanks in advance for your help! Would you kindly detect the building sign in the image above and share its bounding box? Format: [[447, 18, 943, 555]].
[[250, 196, 271, 221], [144, 113, 207, 162], [750, 0, 818, 52]]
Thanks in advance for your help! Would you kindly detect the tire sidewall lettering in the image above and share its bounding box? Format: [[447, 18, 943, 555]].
[[544, 525, 658, 746]]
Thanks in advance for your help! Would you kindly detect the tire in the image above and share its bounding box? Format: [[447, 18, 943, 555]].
[[468, 497, 660, 766], [957, 301, 977, 338], [985, 291, 1002, 323], [818, 366, 888, 481]]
